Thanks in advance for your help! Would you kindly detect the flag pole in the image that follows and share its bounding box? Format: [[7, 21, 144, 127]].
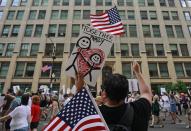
[[85, 85, 110, 131]]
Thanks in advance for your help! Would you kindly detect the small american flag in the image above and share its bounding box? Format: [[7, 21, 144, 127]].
[[90, 6, 125, 35], [43, 88, 107, 131], [41, 65, 52, 72]]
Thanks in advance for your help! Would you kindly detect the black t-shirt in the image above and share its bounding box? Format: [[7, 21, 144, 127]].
[[99, 98, 151, 131]]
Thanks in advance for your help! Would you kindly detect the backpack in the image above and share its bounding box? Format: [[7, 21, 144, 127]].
[[109, 103, 134, 131]]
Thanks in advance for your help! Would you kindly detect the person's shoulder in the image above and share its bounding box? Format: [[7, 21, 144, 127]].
[[131, 98, 151, 110]]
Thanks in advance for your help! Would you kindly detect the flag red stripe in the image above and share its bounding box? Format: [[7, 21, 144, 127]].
[[42, 116, 57, 130], [90, 13, 107, 16], [48, 118, 62, 131], [75, 118, 103, 131], [90, 15, 109, 20], [83, 126, 107, 131], [104, 27, 124, 33], [97, 23, 123, 30], [58, 123, 69, 131], [91, 19, 109, 23]]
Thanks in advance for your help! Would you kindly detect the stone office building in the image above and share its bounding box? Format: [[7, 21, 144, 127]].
[[0, 0, 191, 94]]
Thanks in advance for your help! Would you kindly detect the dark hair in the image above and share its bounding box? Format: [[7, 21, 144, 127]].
[[102, 73, 129, 102], [21, 94, 29, 105]]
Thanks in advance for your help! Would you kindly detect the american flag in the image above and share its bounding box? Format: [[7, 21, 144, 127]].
[[90, 6, 125, 35], [43, 88, 107, 131], [41, 65, 52, 72]]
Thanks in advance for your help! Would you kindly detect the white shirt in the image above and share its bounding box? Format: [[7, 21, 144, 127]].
[[161, 95, 170, 108], [9, 105, 31, 130]]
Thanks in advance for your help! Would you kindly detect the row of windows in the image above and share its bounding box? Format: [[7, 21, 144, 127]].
[[2, 9, 191, 22], [122, 62, 191, 79], [1, 61, 191, 79], [1, 42, 190, 58], [1, 24, 187, 39], [0, 0, 178, 7]]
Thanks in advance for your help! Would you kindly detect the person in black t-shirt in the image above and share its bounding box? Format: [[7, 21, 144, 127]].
[[75, 61, 152, 131]]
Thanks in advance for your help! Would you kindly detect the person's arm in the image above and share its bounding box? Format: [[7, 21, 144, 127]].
[[75, 73, 85, 92], [0, 115, 11, 121], [132, 61, 152, 104]]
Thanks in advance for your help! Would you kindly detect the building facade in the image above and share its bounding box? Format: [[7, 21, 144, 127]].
[[0, 0, 191, 94]]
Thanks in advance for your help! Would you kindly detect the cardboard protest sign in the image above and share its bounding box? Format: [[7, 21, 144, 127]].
[[160, 88, 167, 95], [128, 79, 139, 92], [65, 25, 114, 86]]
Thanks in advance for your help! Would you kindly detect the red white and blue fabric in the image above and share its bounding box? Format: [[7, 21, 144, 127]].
[[41, 65, 52, 72], [43, 88, 106, 131], [90, 6, 125, 35]]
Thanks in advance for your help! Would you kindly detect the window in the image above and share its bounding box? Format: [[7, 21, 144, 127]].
[[58, 24, 66, 37], [175, 63, 185, 77], [72, 24, 80, 37], [96, 10, 103, 14], [171, 11, 179, 20], [0, 63, 9, 77], [156, 44, 165, 56], [152, 25, 161, 37], [2, 25, 10, 37], [185, 63, 191, 77], [188, 25, 191, 36], [60, 10, 68, 19], [118, 0, 124, 6], [20, 43, 29, 56], [32, 0, 40, 6], [121, 43, 129, 57], [142, 25, 151, 37], [180, 44, 189, 56], [119, 10, 126, 20], [123, 25, 127, 37], [24, 25, 33, 37], [180, 0, 186, 7], [0, 0, 7, 6], [62, 0, 69, 5], [149, 11, 157, 20], [53, 0, 61, 5], [159, 0, 166, 6], [105, 0, 112, 6], [96, 0, 103, 5], [52, 63, 61, 78], [149, 63, 158, 77], [75, 0, 82, 5], [168, 0, 175, 6], [15, 62, 35, 77], [73, 10, 81, 19], [145, 44, 154, 56], [11, 25, 20, 37], [30, 43, 39, 56], [138, 0, 145, 6], [29, 10, 37, 20], [7, 11, 15, 20], [83, 10, 90, 19], [129, 25, 137, 37], [108, 44, 114, 57], [126, 0, 133, 6], [122, 63, 131, 78], [131, 43, 139, 56], [16, 10, 24, 20], [188, 0, 191, 7], [48, 24, 57, 37], [40, 0, 48, 5], [0, 11, 3, 20], [0, 43, 5, 56], [127, 10, 135, 20], [148, 0, 154, 6], [45, 44, 54, 56], [55, 44, 64, 56], [166, 25, 175, 38], [12, 0, 20, 6], [20, 0, 28, 6], [159, 63, 169, 77], [175, 25, 184, 38], [162, 11, 170, 20], [38, 10, 46, 19], [34, 24, 43, 37], [184, 11, 191, 20], [5, 43, 15, 56], [84, 0, 90, 5], [51, 10, 59, 20], [140, 11, 148, 20], [170, 44, 179, 56]]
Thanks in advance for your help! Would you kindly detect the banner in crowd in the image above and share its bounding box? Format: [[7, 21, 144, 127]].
[[65, 25, 114, 86]]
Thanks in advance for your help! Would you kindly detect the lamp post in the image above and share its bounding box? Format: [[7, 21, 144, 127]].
[[46, 34, 56, 94]]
